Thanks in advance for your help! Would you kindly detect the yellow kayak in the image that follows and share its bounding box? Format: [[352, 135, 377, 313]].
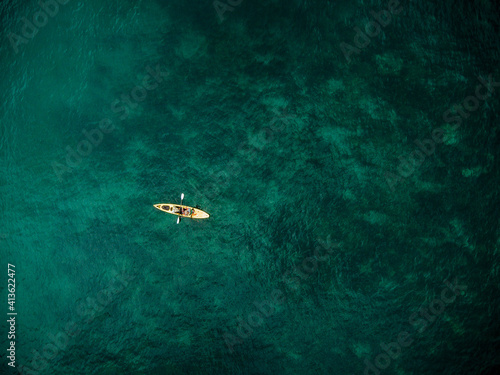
[[154, 203, 210, 219]]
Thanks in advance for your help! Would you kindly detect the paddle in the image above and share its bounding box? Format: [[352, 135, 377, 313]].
[[177, 193, 185, 224]]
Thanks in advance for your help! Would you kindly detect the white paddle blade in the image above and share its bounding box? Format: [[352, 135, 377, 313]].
[[177, 217, 180, 224], [181, 193, 184, 200]]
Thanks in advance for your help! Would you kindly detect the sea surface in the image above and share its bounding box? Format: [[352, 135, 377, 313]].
[[1, 0, 499, 374]]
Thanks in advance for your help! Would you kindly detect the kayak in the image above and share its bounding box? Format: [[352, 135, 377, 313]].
[[154, 203, 210, 219], [155, 193, 209, 224]]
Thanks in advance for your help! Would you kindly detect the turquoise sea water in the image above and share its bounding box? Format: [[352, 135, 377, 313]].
[[1, 0, 499, 374]]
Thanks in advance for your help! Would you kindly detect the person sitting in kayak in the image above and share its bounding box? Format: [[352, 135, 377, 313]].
[[182, 207, 191, 216]]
